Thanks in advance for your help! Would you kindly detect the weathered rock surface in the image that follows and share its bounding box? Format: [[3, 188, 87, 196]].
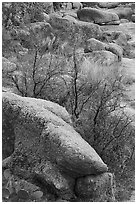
[[84, 38, 106, 52], [98, 2, 120, 9], [101, 22, 135, 59], [3, 92, 108, 198], [84, 38, 123, 61], [107, 7, 134, 21], [75, 173, 116, 201], [77, 8, 120, 25], [106, 43, 123, 61], [48, 13, 102, 47]]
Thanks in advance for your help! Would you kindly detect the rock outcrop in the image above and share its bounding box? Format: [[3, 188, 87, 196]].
[[77, 8, 120, 25], [3, 92, 110, 200]]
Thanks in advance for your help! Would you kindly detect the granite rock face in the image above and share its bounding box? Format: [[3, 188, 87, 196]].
[[3, 92, 108, 199]]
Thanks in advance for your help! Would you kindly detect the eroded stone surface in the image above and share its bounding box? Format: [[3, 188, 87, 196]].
[[77, 8, 120, 25], [75, 173, 116, 201], [2, 92, 108, 198]]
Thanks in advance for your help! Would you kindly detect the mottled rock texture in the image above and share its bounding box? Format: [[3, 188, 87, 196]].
[[77, 8, 120, 25], [3, 92, 108, 199], [48, 13, 102, 46], [84, 38, 123, 61], [75, 172, 116, 202]]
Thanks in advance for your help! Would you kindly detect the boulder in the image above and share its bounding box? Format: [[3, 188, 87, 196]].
[[48, 13, 102, 47], [84, 38, 123, 61], [77, 8, 120, 25], [30, 22, 53, 38], [43, 2, 54, 14], [84, 38, 106, 53], [107, 7, 133, 21], [65, 2, 72, 10], [98, 2, 120, 9], [106, 43, 123, 61], [72, 2, 83, 10], [3, 92, 108, 198], [75, 173, 116, 201]]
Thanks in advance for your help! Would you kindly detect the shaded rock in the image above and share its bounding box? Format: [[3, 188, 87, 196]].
[[34, 161, 75, 199], [106, 43, 123, 61], [75, 173, 116, 201], [131, 14, 135, 23], [3, 92, 108, 198], [104, 20, 120, 25], [98, 2, 120, 9], [77, 8, 119, 25]]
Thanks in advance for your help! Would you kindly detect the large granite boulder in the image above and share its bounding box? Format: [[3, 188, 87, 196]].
[[3, 92, 108, 199], [75, 173, 116, 201], [77, 8, 120, 25]]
